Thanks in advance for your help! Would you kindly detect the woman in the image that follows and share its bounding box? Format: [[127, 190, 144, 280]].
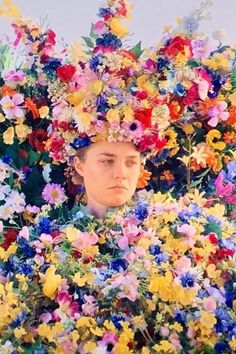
[[73, 141, 142, 218]]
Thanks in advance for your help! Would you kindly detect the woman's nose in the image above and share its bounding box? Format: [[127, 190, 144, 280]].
[[113, 162, 127, 179]]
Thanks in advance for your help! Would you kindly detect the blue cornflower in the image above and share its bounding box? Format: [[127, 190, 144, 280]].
[[206, 215, 222, 225], [16, 263, 34, 277], [110, 259, 128, 272], [43, 58, 61, 74], [36, 217, 52, 234], [10, 311, 27, 328], [174, 83, 186, 96], [134, 201, 149, 221], [156, 57, 170, 71], [180, 272, 196, 288], [154, 252, 169, 264], [97, 7, 113, 18], [17, 238, 36, 258], [174, 310, 186, 324], [214, 342, 230, 353], [2, 155, 12, 163], [149, 245, 161, 255], [70, 136, 92, 149], [97, 95, 109, 113], [110, 315, 125, 330], [89, 54, 104, 71], [96, 33, 122, 49]]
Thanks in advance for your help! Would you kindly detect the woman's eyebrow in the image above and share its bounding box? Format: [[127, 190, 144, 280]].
[[98, 153, 139, 159]]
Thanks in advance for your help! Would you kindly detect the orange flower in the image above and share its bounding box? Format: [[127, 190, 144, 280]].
[[226, 106, 236, 125], [198, 97, 220, 115], [169, 100, 184, 120], [159, 170, 174, 183], [25, 98, 39, 118], [1, 85, 16, 96], [223, 131, 236, 143], [137, 166, 152, 189]]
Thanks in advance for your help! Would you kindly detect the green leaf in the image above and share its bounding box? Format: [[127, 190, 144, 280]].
[[89, 24, 98, 39], [204, 221, 222, 239], [130, 41, 144, 59], [0, 41, 13, 73], [28, 150, 40, 165], [81, 36, 94, 48], [187, 60, 199, 68]]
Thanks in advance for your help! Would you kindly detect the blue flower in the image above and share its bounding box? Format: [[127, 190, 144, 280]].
[[97, 95, 109, 113], [36, 217, 52, 234], [97, 7, 113, 18], [17, 238, 36, 258], [174, 83, 186, 96], [180, 272, 196, 288], [134, 201, 149, 221], [156, 57, 170, 71], [149, 245, 161, 255], [16, 263, 34, 277], [70, 136, 92, 149], [10, 311, 27, 328], [110, 259, 128, 271], [214, 342, 230, 353], [96, 33, 122, 49], [110, 315, 125, 330], [2, 155, 12, 163], [154, 252, 169, 264], [174, 310, 186, 323], [89, 54, 104, 71]]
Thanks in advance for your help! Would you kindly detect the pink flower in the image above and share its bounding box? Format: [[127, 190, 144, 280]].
[[207, 101, 229, 127], [0, 94, 24, 119], [175, 256, 192, 275], [82, 294, 98, 316], [71, 231, 98, 250], [18, 226, 29, 240], [177, 224, 196, 248], [203, 296, 217, 312], [110, 273, 139, 301], [4, 70, 26, 82], [93, 20, 109, 35], [191, 38, 212, 59], [42, 183, 66, 204], [214, 174, 236, 205]]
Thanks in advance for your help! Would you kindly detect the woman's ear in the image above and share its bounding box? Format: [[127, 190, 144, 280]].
[[73, 156, 85, 177]]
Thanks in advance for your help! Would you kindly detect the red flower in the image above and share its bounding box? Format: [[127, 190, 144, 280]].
[[164, 36, 192, 58], [56, 64, 76, 82], [134, 108, 152, 128], [208, 232, 218, 244], [1, 228, 18, 250], [136, 91, 148, 100], [28, 128, 48, 152], [139, 132, 166, 153]]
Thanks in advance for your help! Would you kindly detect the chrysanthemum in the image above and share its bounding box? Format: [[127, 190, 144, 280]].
[[42, 183, 66, 204]]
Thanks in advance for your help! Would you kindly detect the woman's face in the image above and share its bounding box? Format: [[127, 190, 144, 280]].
[[74, 141, 141, 208]]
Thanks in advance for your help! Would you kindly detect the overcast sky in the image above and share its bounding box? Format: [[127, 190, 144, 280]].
[[1, 0, 236, 48]]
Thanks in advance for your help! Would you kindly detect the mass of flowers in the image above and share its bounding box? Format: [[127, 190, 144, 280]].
[[0, 0, 236, 353]]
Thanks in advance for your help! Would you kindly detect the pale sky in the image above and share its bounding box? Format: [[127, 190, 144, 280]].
[[0, 0, 236, 48]]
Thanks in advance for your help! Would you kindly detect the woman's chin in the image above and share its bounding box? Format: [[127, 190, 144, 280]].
[[106, 194, 130, 207]]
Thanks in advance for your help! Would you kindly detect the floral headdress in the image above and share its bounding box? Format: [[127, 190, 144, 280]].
[[45, 0, 167, 163]]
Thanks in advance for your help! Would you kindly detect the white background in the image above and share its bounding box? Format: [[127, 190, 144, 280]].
[[0, 0, 236, 48]]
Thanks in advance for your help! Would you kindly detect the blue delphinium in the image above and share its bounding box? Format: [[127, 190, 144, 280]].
[[134, 201, 149, 221]]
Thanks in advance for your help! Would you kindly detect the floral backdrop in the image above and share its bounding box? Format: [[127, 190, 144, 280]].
[[0, 0, 235, 353]]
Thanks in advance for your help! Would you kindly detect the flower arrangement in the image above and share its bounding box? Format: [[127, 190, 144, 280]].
[[0, 189, 236, 353], [0, 0, 236, 353]]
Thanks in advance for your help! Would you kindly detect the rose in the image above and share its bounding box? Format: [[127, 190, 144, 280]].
[[56, 64, 76, 82], [164, 36, 192, 58]]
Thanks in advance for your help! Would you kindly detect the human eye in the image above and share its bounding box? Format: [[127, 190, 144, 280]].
[[101, 159, 114, 165], [126, 160, 138, 167]]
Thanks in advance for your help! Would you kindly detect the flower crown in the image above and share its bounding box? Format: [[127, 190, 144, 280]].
[[45, 0, 168, 163]]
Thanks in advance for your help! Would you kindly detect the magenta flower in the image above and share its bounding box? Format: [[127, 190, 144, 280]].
[[93, 20, 109, 35], [4, 70, 26, 82], [42, 183, 66, 204], [0, 93, 24, 119]]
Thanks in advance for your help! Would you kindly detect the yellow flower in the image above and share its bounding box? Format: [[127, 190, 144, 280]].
[[229, 337, 236, 351], [83, 341, 97, 353], [206, 264, 222, 279], [67, 91, 86, 105], [74, 109, 93, 131], [106, 108, 120, 122], [109, 18, 128, 37], [73, 272, 93, 287], [205, 204, 225, 218], [206, 129, 226, 150], [14, 327, 27, 339], [169, 322, 183, 333], [0, 113, 5, 122], [42, 265, 61, 299], [0, 0, 21, 19], [113, 343, 134, 354], [3, 126, 14, 144], [39, 106, 49, 118], [203, 53, 230, 71], [153, 340, 177, 353], [15, 123, 31, 141], [190, 145, 209, 165], [123, 106, 134, 122], [107, 97, 118, 105], [0, 243, 17, 261], [89, 80, 103, 95], [199, 311, 217, 329]]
